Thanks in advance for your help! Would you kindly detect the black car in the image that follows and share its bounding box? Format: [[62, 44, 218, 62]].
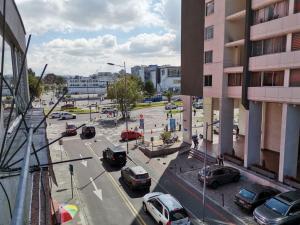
[[121, 166, 151, 190], [102, 147, 127, 166], [234, 184, 280, 212], [198, 165, 240, 189], [81, 125, 96, 138]]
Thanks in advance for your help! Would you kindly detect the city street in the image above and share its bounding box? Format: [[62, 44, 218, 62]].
[[48, 112, 243, 225]]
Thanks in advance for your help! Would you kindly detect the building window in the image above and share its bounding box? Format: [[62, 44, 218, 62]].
[[295, 0, 300, 13], [253, 0, 289, 25], [206, 1, 214, 16], [263, 71, 284, 86], [292, 32, 300, 51], [252, 36, 286, 56], [204, 75, 212, 86], [290, 69, 300, 86], [204, 51, 213, 63], [204, 26, 214, 40], [228, 73, 242, 86], [250, 72, 262, 87]]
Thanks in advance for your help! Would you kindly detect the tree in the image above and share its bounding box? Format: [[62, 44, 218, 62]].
[[107, 75, 143, 118], [164, 90, 173, 103], [28, 69, 43, 98], [144, 80, 155, 97]]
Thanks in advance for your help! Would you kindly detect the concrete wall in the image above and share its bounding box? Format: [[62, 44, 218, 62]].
[[264, 103, 282, 152], [182, 95, 192, 144], [238, 103, 247, 135], [203, 97, 213, 141]]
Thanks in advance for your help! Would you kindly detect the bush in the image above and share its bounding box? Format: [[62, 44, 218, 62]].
[[160, 131, 171, 142]]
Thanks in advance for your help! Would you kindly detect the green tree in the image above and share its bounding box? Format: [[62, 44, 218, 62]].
[[107, 75, 143, 118], [164, 90, 173, 103], [28, 69, 43, 98], [144, 80, 155, 97]]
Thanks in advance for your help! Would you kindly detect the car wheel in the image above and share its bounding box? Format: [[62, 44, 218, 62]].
[[73, 116, 76, 119], [211, 181, 219, 189], [233, 175, 240, 182], [142, 203, 147, 213]]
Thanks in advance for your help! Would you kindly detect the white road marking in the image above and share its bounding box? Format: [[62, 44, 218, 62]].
[[89, 177, 103, 201], [79, 154, 88, 167]]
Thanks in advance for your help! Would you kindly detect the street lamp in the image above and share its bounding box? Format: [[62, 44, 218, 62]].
[[202, 120, 219, 222], [107, 62, 129, 154]]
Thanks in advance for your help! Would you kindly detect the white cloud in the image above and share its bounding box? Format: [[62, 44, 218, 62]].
[[15, 0, 164, 34], [28, 33, 179, 75]]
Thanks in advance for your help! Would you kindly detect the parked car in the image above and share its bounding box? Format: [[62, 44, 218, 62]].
[[121, 130, 143, 141], [234, 184, 280, 212], [101, 107, 117, 114], [81, 125, 96, 138], [121, 166, 151, 190], [193, 102, 203, 109], [253, 190, 300, 225], [49, 112, 61, 119], [142, 192, 190, 225], [165, 103, 177, 110], [65, 123, 77, 136], [198, 165, 240, 189], [102, 147, 127, 166], [60, 112, 76, 120]]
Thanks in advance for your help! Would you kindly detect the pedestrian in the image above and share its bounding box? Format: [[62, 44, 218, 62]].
[[193, 109, 196, 116], [236, 126, 240, 140], [218, 154, 224, 166]]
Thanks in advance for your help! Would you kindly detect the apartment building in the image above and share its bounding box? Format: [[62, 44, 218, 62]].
[[182, 0, 300, 184]]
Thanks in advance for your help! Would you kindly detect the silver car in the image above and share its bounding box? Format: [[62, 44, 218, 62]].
[[253, 191, 300, 225]]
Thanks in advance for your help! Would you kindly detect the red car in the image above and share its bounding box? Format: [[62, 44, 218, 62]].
[[121, 130, 143, 141], [66, 123, 77, 136]]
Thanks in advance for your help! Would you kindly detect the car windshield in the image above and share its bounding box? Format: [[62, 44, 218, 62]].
[[239, 188, 256, 200], [67, 125, 76, 129], [115, 152, 126, 158], [265, 198, 289, 216], [135, 173, 149, 179], [169, 208, 188, 221]]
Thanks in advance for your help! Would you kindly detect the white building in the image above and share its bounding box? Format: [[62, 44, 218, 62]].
[[158, 66, 181, 93], [131, 65, 181, 93], [66, 72, 117, 94]]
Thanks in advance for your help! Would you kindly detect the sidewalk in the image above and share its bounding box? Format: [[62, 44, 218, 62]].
[[49, 140, 88, 225]]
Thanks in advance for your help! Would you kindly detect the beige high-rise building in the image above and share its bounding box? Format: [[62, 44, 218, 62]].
[[182, 0, 300, 183]]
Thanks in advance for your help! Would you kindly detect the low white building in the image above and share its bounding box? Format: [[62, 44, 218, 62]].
[[66, 72, 117, 94]]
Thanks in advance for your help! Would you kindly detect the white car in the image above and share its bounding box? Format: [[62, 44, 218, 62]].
[[165, 103, 177, 110], [49, 112, 61, 119], [60, 112, 76, 120], [143, 192, 190, 225]]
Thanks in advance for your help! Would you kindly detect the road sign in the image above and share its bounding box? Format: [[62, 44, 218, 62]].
[[139, 119, 144, 129]]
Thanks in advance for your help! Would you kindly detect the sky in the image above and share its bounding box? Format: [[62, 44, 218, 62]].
[[15, 0, 181, 76]]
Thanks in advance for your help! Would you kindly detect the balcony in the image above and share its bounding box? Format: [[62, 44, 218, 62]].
[[248, 87, 300, 103], [249, 51, 300, 71], [251, 13, 300, 41], [225, 39, 245, 48], [227, 86, 242, 98], [226, 10, 246, 21]]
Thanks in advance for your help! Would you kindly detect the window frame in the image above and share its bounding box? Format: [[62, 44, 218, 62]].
[[204, 25, 214, 40], [205, 1, 214, 16], [204, 75, 212, 87], [204, 50, 213, 64]]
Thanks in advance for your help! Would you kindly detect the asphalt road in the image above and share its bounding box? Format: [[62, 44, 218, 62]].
[[62, 131, 243, 225]]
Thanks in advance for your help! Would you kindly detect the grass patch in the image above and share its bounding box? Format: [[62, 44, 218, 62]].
[[66, 108, 99, 114], [132, 101, 183, 110]]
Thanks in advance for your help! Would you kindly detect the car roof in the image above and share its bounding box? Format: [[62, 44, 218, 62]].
[[157, 194, 183, 211], [241, 184, 278, 193], [277, 191, 300, 204], [108, 146, 126, 153], [206, 165, 234, 171], [130, 166, 147, 175]]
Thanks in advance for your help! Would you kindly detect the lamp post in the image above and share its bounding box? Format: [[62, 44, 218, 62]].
[[107, 62, 129, 154], [202, 120, 219, 222]]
